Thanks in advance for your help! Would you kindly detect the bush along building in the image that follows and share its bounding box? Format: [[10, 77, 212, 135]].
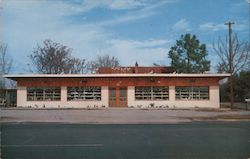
[[4, 64, 229, 108]]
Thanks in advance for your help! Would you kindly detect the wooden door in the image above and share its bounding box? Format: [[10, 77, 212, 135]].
[[109, 88, 116, 107], [109, 87, 127, 107], [119, 87, 127, 107]]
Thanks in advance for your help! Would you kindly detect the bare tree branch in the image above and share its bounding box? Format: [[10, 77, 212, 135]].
[[29, 39, 87, 74], [87, 54, 120, 73], [213, 33, 250, 74], [0, 42, 13, 88]]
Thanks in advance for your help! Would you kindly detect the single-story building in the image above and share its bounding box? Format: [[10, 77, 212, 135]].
[[4, 65, 230, 108]]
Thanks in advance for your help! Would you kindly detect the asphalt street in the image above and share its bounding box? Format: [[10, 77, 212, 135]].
[[1, 122, 250, 159]]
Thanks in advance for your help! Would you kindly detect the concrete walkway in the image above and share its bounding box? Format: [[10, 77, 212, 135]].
[[1, 108, 250, 124]]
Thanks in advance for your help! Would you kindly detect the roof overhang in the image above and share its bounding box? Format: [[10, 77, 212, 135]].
[[4, 73, 230, 81]]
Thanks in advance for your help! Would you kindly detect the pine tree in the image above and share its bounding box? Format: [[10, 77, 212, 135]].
[[168, 34, 210, 73]]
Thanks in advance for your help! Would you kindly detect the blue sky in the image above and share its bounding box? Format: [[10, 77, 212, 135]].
[[0, 0, 249, 73]]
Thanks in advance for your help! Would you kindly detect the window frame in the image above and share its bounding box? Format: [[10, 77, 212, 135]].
[[67, 86, 102, 101], [175, 86, 209, 101], [135, 86, 169, 101], [27, 87, 61, 101]]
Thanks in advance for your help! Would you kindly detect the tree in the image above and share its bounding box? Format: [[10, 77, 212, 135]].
[[29, 39, 87, 74], [220, 71, 250, 103], [234, 71, 250, 101], [213, 34, 250, 74], [68, 57, 87, 74], [87, 54, 120, 73], [168, 33, 210, 73], [213, 34, 250, 108], [0, 42, 13, 88]]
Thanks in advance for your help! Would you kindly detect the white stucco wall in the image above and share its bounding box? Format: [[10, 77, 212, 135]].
[[17, 87, 27, 107], [128, 86, 220, 108], [17, 85, 220, 108], [16, 86, 109, 108], [173, 86, 220, 108]]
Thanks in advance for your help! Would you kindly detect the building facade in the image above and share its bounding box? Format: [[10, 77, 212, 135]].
[[5, 66, 229, 108]]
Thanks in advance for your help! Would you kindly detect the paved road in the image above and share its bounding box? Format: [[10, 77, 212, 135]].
[[1, 122, 250, 159]]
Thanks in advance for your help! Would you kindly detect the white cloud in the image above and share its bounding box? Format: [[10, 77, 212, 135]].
[[102, 0, 147, 10], [1, 0, 146, 20], [199, 22, 225, 32], [234, 21, 249, 31], [199, 21, 248, 32], [99, 0, 177, 26], [108, 0, 180, 10], [70, 0, 146, 11], [108, 39, 171, 48], [1, 0, 108, 72], [67, 0, 178, 11], [172, 19, 191, 32], [1, 0, 175, 73], [99, 8, 155, 26], [105, 39, 171, 65], [1, 0, 178, 29], [231, 0, 249, 12]]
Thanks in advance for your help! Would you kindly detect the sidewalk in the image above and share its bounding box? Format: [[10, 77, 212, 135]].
[[1, 108, 250, 124]]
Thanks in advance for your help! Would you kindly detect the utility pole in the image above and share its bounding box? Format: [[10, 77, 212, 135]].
[[248, 0, 250, 43], [225, 21, 234, 109]]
